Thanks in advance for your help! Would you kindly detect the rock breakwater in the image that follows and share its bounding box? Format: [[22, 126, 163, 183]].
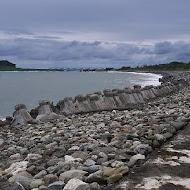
[[9, 72, 190, 126], [0, 72, 190, 190]]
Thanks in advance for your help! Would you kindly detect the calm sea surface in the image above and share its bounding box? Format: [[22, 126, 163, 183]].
[[0, 71, 161, 117]]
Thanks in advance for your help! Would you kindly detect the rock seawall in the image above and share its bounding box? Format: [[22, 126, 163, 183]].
[[11, 72, 190, 126]]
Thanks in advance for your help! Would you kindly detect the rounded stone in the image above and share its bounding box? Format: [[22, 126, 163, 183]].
[[44, 174, 59, 185]]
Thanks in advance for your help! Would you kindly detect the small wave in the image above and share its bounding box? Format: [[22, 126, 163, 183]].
[[0, 116, 6, 121], [107, 70, 162, 77]]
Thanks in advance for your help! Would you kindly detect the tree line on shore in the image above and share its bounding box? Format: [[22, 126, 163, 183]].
[[1, 60, 190, 71], [83, 61, 190, 72]]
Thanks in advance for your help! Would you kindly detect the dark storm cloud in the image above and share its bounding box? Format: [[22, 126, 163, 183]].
[[0, 0, 190, 67]]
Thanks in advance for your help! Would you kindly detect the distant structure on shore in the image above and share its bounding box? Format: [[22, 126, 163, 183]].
[[0, 60, 190, 71], [0, 60, 16, 69]]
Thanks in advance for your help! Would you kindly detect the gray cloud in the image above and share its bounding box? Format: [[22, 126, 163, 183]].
[[0, 0, 190, 42], [0, 37, 190, 68], [0, 0, 189, 68]]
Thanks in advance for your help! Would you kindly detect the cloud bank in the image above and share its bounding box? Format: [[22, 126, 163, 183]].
[[0, 36, 190, 68]]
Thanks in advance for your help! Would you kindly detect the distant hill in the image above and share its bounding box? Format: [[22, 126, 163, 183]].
[[137, 61, 190, 71], [0, 60, 63, 71], [117, 61, 190, 71], [0, 60, 16, 70]]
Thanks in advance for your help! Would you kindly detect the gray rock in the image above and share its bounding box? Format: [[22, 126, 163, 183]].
[[10, 153, 21, 160], [154, 134, 166, 143], [8, 171, 33, 190], [163, 132, 173, 139], [34, 170, 47, 179], [44, 174, 59, 185], [37, 112, 60, 122], [47, 166, 58, 174], [26, 153, 42, 161], [36, 100, 60, 122], [59, 170, 88, 182], [63, 178, 90, 190], [111, 161, 125, 168], [86, 170, 107, 185], [173, 121, 187, 130], [48, 181, 65, 190], [0, 138, 4, 146], [89, 182, 102, 190], [0, 181, 23, 190], [30, 179, 45, 189], [134, 144, 152, 155], [128, 154, 145, 167], [110, 121, 122, 128], [5, 161, 28, 175], [12, 104, 34, 126], [84, 159, 96, 166]]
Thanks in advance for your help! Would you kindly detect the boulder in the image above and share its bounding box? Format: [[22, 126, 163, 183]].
[[154, 134, 166, 143], [63, 178, 90, 190], [103, 166, 128, 177], [128, 154, 145, 167], [44, 174, 59, 185], [48, 181, 65, 190], [8, 171, 33, 190], [59, 170, 88, 182], [12, 104, 34, 126], [5, 161, 28, 175], [172, 121, 187, 130], [36, 100, 60, 122], [25, 153, 42, 162], [84, 159, 96, 166], [89, 182, 102, 190], [30, 179, 45, 189], [86, 171, 107, 185], [34, 170, 47, 179]]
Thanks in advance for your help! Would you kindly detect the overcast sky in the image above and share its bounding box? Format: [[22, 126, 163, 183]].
[[0, 0, 190, 68]]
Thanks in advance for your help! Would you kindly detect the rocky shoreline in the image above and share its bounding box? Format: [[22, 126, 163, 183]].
[[0, 72, 190, 190]]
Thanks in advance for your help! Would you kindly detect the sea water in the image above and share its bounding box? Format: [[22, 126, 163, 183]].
[[0, 71, 161, 117]]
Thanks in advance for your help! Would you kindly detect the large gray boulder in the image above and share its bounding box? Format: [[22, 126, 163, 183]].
[[36, 100, 60, 122], [11, 104, 34, 126]]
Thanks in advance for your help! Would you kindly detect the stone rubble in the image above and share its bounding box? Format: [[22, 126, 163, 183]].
[[0, 72, 190, 189]]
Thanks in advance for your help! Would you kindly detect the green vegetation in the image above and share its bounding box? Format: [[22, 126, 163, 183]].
[[118, 61, 190, 71], [0, 60, 63, 71], [0, 60, 16, 71], [138, 61, 190, 71]]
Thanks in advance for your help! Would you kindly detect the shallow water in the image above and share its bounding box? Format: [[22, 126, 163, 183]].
[[0, 71, 161, 117]]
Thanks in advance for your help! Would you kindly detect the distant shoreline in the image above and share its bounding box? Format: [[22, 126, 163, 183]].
[[0, 69, 170, 79], [1, 60, 190, 74]]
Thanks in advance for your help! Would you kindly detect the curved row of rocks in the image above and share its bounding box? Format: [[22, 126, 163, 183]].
[[0, 72, 190, 190], [8, 72, 189, 127]]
